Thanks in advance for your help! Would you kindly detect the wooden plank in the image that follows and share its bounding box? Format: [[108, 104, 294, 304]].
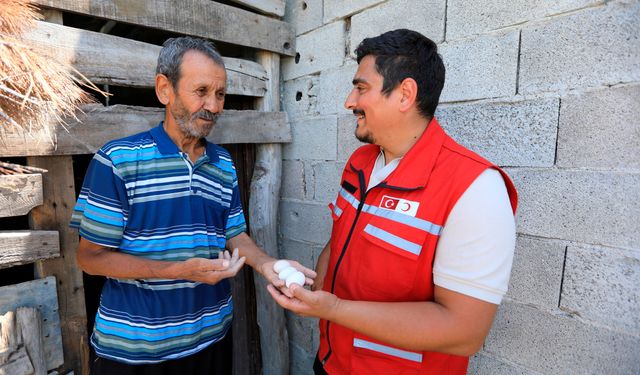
[[17, 307, 47, 375], [22, 21, 268, 96], [31, 0, 296, 55], [229, 0, 285, 17], [0, 231, 60, 270], [0, 347, 34, 375], [0, 105, 291, 157], [27, 157, 87, 375], [250, 52, 288, 375], [0, 277, 63, 370], [0, 174, 43, 218]]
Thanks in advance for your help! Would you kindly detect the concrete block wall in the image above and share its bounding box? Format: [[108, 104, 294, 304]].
[[280, 1, 640, 373]]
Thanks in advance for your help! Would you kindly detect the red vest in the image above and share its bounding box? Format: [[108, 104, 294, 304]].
[[319, 118, 518, 375]]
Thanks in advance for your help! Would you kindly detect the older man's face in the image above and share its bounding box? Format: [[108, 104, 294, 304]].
[[168, 50, 227, 138]]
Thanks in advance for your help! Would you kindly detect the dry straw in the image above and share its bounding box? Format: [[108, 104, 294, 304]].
[[0, 0, 102, 142]]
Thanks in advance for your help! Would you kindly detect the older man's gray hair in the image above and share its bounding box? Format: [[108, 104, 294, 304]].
[[156, 37, 225, 88]]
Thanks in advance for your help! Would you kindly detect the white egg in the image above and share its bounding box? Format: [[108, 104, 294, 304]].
[[278, 266, 297, 281], [285, 271, 305, 288], [273, 259, 291, 273]]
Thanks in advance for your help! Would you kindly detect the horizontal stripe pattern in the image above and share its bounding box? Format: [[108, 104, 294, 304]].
[[70, 123, 245, 363], [338, 188, 442, 235], [353, 338, 423, 363], [363, 224, 423, 256]]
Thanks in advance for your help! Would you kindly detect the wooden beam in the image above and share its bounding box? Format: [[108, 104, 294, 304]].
[[22, 21, 268, 96], [16, 307, 48, 375], [27, 157, 88, 375], [250, 52, 288, 375], [229, 0, 285, 17], [0, 174, 43, 218], [0, 231, 60, 270], [0, 105, 291, 157], [0, 277, 63, 371], [31, 0, 296, 55]]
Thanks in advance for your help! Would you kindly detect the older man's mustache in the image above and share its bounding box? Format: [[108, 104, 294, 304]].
[[193, 110, 219, 122]]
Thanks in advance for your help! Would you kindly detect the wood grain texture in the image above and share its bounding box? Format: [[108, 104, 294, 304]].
[[229, 0, 285, 17], [0, 174, 43, 218], [16, 307, 47, 375], [0, 231, 60, 270], [31, 0, 295, 55], [0, 277, 63, 371], [250, 52, 288, 375], [0, 105, 291, 157], [22, 21, 268, 96], [27, 157, 87, 375]]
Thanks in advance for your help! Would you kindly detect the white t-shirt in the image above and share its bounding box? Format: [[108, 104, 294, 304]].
[[368, 151, 515, 304]]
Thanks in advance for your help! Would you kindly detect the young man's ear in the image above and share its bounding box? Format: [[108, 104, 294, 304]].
[[398, 78, 418, 112], [155, 74, 173, 105]]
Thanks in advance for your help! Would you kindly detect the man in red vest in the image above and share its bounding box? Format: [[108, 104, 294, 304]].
[[269, 29, 518, 374]]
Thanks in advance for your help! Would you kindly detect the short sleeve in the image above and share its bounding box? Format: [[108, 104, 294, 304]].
[[70, 150, 128, 248], [225, 174, 247, 239], [433, 169, 516, 304]]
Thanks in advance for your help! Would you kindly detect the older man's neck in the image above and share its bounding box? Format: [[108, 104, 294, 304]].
[[164, 121, 205, 163]]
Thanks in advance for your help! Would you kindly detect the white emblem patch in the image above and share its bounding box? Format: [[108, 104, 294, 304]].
[[380, 195, 420, 217]]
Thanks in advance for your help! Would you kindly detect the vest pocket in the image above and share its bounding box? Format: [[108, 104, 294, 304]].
[[357, 217, 428, 300], [351, 335, 422, 374]]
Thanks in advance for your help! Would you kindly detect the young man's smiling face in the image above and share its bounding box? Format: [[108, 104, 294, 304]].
[[344, 55, 402, 146]]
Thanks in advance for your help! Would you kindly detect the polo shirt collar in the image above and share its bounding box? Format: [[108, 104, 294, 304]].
[[150, 122, 219, 163]]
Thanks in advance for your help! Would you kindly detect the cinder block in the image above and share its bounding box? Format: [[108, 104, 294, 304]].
[[324, 0, 386, 23], [283, 75, 319, 120], [508, 169, 640, 249], [520, 1, 640, 94], [312, 161, 346, 204], [283, 21, 346, 81], [468, 352, 540, 375], [436, 97, 559, 167], [285, 0, 323, 35], [558, 84, 640, 170], [283, 116, 337, 161], [447, 0, 600, 40], [286, 310, 319, 353], [337, 114, 366, 161], [279, 237, 325, 270], [289, 341, 315, 375], [506, 236, 566, 309], [316, 61, 358, 115], [282, 160, 307, 200], [440, 30, 519, 102], [485, 301, 640, 374], [279, 200, 333, 244], [561, 245, 640, 334], [350, 0, 445, 55]]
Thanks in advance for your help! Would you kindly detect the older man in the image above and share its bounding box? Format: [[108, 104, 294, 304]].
[[71, 37, 313, 374], [269, 29, 518, 374]]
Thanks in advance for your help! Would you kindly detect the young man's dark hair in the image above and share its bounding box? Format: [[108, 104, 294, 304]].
[[354, 29, 446, 118]]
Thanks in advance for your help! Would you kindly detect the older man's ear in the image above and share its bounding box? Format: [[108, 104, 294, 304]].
[[155, 73, 172, 105]]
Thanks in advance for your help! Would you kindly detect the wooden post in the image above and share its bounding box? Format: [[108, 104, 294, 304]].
[[27, 156, 88, 375], [24, 11, 90, 375], [250, 51, 289, 375]]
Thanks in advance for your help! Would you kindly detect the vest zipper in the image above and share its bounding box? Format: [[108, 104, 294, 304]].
[[321, 171, 423, 366], [322, 166, 367, 365]]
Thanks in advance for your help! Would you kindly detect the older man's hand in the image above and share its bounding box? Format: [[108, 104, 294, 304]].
[[179, 248, 245, 285]]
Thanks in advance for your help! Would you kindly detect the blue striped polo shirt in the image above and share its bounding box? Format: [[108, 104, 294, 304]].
[[70, 122, 246, 364]]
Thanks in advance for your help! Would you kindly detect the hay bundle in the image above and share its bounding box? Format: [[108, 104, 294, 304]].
[[0, 0, 100, 140]]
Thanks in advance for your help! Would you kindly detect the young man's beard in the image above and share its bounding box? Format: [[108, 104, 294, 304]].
[[353, 108, 375, 144], [171, 100, 219, 139]]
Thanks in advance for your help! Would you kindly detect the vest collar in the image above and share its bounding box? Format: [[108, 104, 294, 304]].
[[350, 117, 446, 190], [150, 121, 219, 163]]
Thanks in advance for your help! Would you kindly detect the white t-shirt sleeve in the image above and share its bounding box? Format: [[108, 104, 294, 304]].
[[432, 169, 516, 304]]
